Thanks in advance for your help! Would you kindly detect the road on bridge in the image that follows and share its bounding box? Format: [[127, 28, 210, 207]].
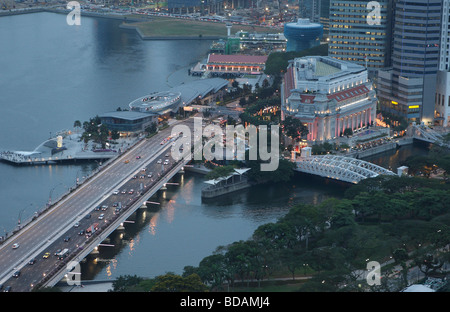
[[0, 118, 196, 292]]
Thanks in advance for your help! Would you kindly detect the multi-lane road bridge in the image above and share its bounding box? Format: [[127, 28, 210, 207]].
[[0, 119, 193, 292]]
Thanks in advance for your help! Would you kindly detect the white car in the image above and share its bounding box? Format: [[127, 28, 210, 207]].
[[12, 243, 19, 249], [113, 190, 119, 195], [157, 159, 162, 164], [98, 214, 105, 220]]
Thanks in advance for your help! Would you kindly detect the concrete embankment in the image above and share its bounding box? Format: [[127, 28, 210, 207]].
[[0, 8, 44, 16], [354, 141, 398, 159], [345, 138, 413, 159], [201, 180, 251, 199]]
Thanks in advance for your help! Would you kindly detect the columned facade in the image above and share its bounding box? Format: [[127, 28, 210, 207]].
[[282, 56, 377, 144]]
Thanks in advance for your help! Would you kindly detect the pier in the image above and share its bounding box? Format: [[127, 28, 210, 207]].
[[0, 131, 135, 165]]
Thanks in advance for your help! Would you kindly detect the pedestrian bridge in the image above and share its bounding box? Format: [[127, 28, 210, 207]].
[[295, 154, 396, 184], [411, 124, 450, 148]]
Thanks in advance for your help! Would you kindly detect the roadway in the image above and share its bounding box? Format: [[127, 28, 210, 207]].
[[0, 118, 195, 292]]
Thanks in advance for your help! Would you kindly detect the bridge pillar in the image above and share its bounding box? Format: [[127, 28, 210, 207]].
[[90, 247, 99, 255], [161, 183, 167, 190]]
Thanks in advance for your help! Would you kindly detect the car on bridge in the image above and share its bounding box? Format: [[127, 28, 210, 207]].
[[12, 243, 19, 249], [43, 252, 50, 259]]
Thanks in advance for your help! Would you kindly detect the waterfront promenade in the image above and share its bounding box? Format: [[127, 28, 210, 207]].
[[0, 132, 139, 165]]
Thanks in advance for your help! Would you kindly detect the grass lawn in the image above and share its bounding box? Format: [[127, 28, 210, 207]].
[[126, 16, 280, 38]]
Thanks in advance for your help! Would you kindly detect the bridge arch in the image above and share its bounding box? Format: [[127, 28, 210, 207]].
[[295, 155, 396, 184]]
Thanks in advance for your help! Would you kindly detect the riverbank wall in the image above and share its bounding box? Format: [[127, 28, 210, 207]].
[[351, 142, 398, 159], [344, 138, 414, 159], [201, 179, 251, 199]]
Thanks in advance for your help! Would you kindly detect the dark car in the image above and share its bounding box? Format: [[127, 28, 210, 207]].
[[28, 258, 36, 265], [12, 271, 20, 278], [64, 236, 70, 242]]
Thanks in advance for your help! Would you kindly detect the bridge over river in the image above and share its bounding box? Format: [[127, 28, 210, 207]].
[[0, 119, 193, 292], [295, 149, 396, 184]]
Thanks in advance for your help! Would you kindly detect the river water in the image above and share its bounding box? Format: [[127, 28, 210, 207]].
[[0, 12, 429, 281]]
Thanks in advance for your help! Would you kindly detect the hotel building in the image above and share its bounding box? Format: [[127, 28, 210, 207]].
[[281, 56, 377, 143]]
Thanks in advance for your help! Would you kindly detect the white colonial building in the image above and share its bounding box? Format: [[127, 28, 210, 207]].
[[281, 56, 377, 143]]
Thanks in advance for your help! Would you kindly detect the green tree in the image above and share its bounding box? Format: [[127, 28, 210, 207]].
[[282, 116, 309, 142], [110, 129, 120, 140], [73, 120, 81, 129], [150, 273, 208, 292], [145, 122, 157, 135], [343, 128, 353, 137], [110, 274, 144, 292]]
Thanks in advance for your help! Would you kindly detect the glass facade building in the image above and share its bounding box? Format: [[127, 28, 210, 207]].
[[377, 0, 441, 123], [328, 0, 393, 78]]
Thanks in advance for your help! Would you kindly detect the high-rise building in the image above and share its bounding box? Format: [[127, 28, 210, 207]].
[[434, 0, 450, 127], [328, 0, 393, 78], [377, 0, 441, 124]]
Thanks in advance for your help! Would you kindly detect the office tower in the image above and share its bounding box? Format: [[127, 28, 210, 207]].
[[377, 0, 441, 123], [328, 0, 393, 78], [435, 0, 450, 127]]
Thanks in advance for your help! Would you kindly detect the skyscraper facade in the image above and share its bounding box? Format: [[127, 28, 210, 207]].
[[377, 0, 441, 123], [328, 0, 393, 78], [435, 0, 450, 127]]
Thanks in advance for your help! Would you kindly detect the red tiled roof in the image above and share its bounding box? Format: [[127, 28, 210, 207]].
[[327, 85, 370, 102], [283, 66, 295, 99], [207, 54, 268, 65]]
